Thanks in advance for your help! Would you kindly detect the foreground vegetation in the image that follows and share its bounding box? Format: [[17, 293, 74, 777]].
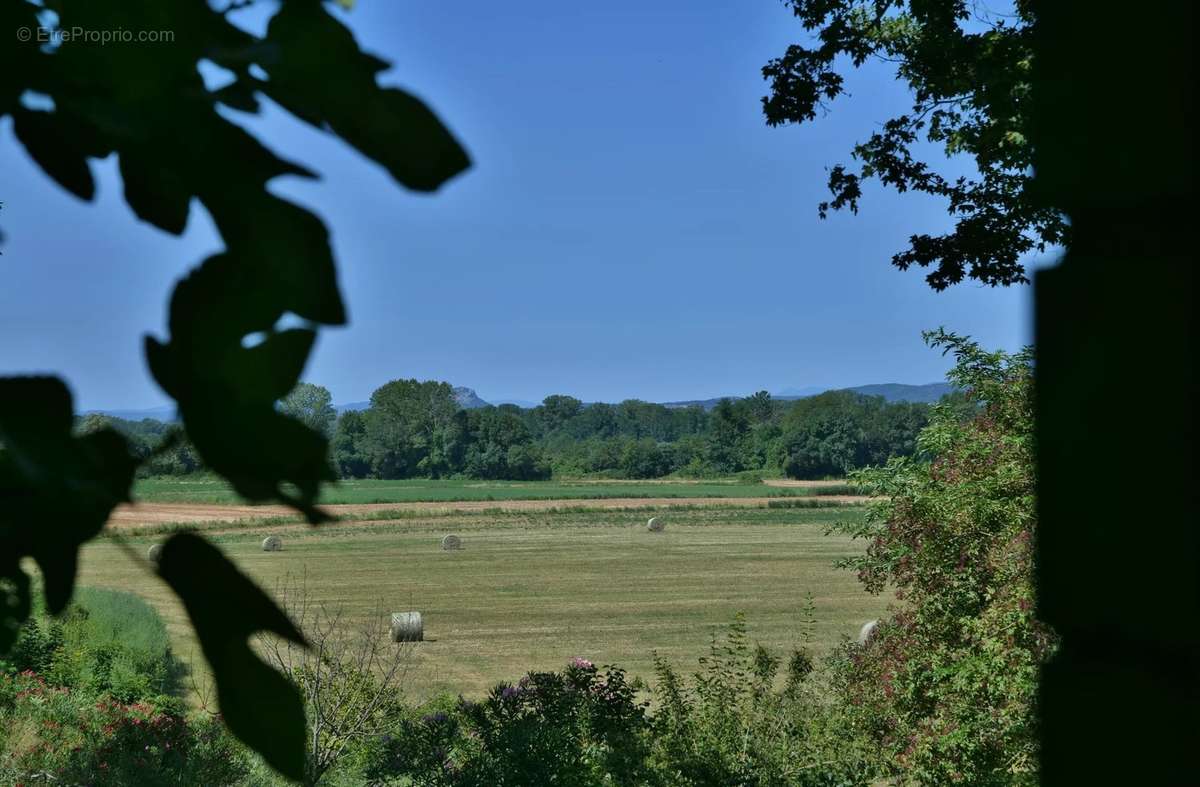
[[1, 588, 248, 784], [829, 333, 1053, 784], [2, 588, 869, 786]]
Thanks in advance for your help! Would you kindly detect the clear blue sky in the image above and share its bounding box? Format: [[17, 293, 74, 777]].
[[0, 0, 1045, 411]]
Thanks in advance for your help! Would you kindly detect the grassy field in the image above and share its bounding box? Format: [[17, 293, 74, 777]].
[[131, 477, 853, 505], [78, 504, 887, 702]]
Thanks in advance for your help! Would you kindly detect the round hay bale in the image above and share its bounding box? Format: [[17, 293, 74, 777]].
[[647, 516, 665, 532], [261, 535, 283, 552], [441, 534, 462, 551], [147, 544, 163, 564], [391, 611, 424, 643], [858, 620, 878, 645]]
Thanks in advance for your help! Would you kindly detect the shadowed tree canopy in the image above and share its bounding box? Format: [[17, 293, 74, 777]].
[[762, 0, 1066, 289], [0, 0, 469, 779]]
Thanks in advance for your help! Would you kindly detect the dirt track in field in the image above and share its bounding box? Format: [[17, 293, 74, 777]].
[[106, 495, 871, 530]]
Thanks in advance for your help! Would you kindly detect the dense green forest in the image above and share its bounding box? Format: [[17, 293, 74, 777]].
[[84, 381, 946, 481]]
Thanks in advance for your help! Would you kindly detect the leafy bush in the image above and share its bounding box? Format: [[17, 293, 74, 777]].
[[2, 587, 177, 703], [0, 587, 250, 785], [356, 617, 875, 787], [363, 659, 658, 786], [649, 614, 874, 786], [0, 671, 247, 786], [829, 331, 1056, 784], [619, 438, 671, 479]]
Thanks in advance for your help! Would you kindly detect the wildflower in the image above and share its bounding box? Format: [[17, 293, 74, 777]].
[[569, 657, 594, 670]]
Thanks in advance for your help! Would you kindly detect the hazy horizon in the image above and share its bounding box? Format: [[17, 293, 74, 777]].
[[86, 379, 956, 417]]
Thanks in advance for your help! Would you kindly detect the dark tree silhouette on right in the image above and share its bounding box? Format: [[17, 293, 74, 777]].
[[1029, 1, 1194, 784], [763, 1, 1065, 289]]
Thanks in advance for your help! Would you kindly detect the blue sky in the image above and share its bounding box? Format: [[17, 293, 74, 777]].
[[0, 0, 1046, 411]]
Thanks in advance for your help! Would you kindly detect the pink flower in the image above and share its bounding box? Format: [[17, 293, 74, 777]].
[[570, 657, 594, 670]]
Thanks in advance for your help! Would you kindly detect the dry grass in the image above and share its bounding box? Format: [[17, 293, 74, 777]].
[[77, 505, 888, 701], [106, 496, 871, 532]]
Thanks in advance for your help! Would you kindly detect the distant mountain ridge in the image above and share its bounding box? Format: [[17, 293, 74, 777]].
[[656, 382, 955, 411], [452, 386, 490, 409], [843, 382, 955, 404], [91, 382, 955, 421], [84, 405, 178, 422]]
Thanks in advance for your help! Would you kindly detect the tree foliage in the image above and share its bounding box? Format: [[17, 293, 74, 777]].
[[830, 330, 1055, 784], [322, 385, 928, 482], [362, 380, 466, 479], [762, 0, 1066, 289], [461, 408, 550, 481], [779, 391, 928, 479], [1, 0, 469, 778], [280, 383, 338, 437]]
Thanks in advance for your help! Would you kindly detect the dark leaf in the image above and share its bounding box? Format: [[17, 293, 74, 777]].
[[332, 87, 474, 193], [0, 377, 136, 628], [261, 0, 470, 192], [12, 109, 95, 201], [203, 194, 345, 327], [118, 152, 193, 235], [212, 79, 262, 113], [147, 254, 337, 521], [157, 533, 307, 781]]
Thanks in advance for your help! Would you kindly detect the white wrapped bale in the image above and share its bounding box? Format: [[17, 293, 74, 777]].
[[858, 620, 879, 645], [391, 611, 424, 643]]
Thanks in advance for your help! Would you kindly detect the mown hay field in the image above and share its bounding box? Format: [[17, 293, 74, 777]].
[[78, 504, 888, 701]]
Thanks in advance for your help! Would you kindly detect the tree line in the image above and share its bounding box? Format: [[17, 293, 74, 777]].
[[84, 380, 948, 481]]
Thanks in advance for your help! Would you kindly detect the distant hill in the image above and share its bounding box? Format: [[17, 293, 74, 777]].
[[452, 386, 490, 409], [774, 385, 827, 398], [841, 382, 955, 403], [659, 397, 740, 410], [658, 382, 955, 411], [491, 398, 540, 409], [85, 405, 177, 422]]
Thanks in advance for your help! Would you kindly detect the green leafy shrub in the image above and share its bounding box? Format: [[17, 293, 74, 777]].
[[0, 671, 247, 785], [357, 618, 875, 787], [829, 331, 1057, 784], [1, 587, 248, 784], [649, 614, 874, 786], [363, 659, 658, 786], [2, 587, 177, 703]]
